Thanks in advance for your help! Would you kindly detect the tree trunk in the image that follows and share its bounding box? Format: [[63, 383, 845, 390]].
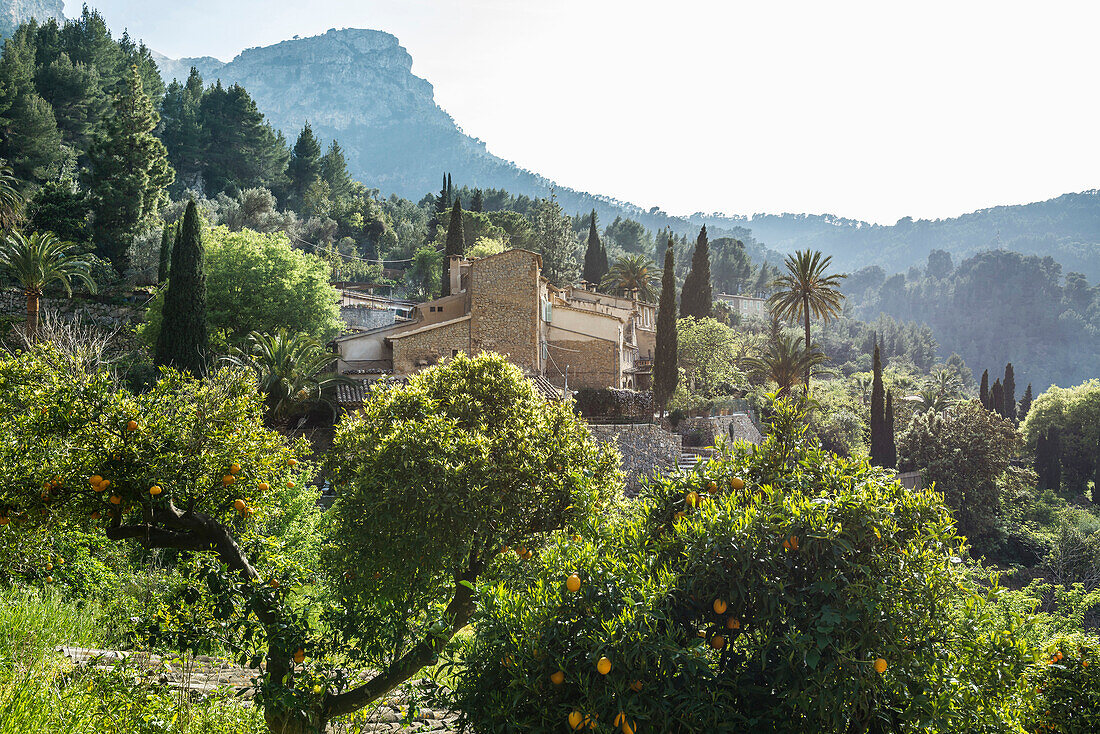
[[25, 288, 40, 342], [802, 294, 812, 390]]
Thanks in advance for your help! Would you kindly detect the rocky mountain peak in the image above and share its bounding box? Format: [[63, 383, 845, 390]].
[[0, 0, 64, 38]]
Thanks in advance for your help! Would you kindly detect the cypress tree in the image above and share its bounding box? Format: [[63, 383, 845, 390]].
[[581, 210, 607, 286], [441, 199, 465, 297], [1003, 363, 1016, 421], [1036, 433, 1049, 489], [979, 370, 990, 409], [653, 240, 679, 417], [991, 378, 1005, 417], [680, 225, 713, 319], [1048, 426, 1062, 491], [428, 173, 452, 243], [885, 389, 897, 469], [471, 188, 484, 213], [870, 343, 888, 467], [157, 222, 173, 284], [154, 201, 207, 375], [1019, 383, 1034, 421]]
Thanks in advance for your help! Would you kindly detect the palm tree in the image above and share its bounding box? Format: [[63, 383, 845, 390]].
[[225, 329, 349, 424], [0, 231, 96, 341], [0, 160, 23, 234], [903, 386, 956, 415], [600, 254, 661, 302], [768, 250, 846, 389], [742, 330, 831, 398]]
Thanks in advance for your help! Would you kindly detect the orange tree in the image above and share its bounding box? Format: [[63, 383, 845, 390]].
[[445, 399, 1039, 733], [0, 347, 620, 733]]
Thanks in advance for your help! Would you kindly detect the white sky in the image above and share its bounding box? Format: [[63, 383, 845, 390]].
[[67, 0, 1100, 224]]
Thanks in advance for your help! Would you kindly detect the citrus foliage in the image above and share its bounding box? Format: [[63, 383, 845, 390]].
[[447, 400, 1036, 733], [321, 352, 621, 713], [1030, 636, 1100, 733]]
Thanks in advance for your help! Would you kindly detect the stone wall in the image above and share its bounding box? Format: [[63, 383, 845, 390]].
[[390, 317, 471, 374], [340, 305, 395, 330], [587, 422, 682, 493], [469, 249, 540, 374], [548, 337, 620, 390], [0, 290, 144, 347], [678, 413, 763, 448]]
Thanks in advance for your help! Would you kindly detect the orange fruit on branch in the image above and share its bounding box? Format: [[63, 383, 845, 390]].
[[566, 574, 581, 592], [234, 499, 246, 512], [258, 482, 270, 492], [730, 476, 745, 490], [710, 634, 726, 649], [109, 495, 121, 505], [596, 657, 612, 675], [293, 648, 305, 664], [713, 599, 727, 615], [149, 485, 162, 496], [568, 712, 584, 730], [287, 458, 298, 467], [685, 491, 700, 508], [550, 670, 564, 685], [230, 463, 241, 475], [873, 658, 887, 673], [706, 481, 717, 493], [630, 679, 643, 692], [726, 617, 741, 630], [125, 420, 138, 431], [223, 475, 235, 485]]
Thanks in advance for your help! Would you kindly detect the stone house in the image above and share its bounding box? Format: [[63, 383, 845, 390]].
[[334, 249, 657, 392], [716, 293, 768, 319]]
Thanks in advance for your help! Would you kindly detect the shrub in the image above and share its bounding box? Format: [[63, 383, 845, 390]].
[[1030, 635, 1100, 733], [573, 388, 654, 420], [444, 400, 1036, 733]]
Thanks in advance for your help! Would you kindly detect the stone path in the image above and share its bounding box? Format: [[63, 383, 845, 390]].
[[57, 646, 458, 732]]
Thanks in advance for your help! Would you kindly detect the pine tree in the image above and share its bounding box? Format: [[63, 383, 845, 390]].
[[991, 378, 1005, 417], [581, 210, 607, 286], [320, 140, 353, 201], [154, 200, 207, 374], [285, 122, 322, 208], [653, 240, 679, 417], [157, 222, 173, 284], [980, 370, 990, 409], [1019, 383, 1034, 421], [531, 196, 578, 286], [471, 188, 484, 213], [160, 68, 204, 190], [870, 343, 888, 467], [884, 389, 897, 469], [680, 225, 713, 319], [441, 199, 464, 297], [86, 65, 173, 273], [1003, 363, 1016, 421]]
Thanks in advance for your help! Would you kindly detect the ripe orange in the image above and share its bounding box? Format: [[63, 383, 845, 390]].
[[614, 713, 635, 734], [293, 648, 305, 664], [713, 599, 727, 615], [149, 485, 162, 496], [585, 713, 598, 730], [710, 634, 726, 649], [269, 579, 280, 588], [686, 491, 700, 508], [674, 511, 685, 520], [630, 679, 643, 692], [550, 670, 564, 685], [99, 479, 110, 490], [56, 558, 63, 565], [287, 481, 296, 489], [790, 535, 800, 550], [45, 575, 54, 583], [125, 420, 138, 431], [234, 499, 247, 512], [258, 482, 270, 492], [568, 712, 584, 730], [109, 495, 121, 505], [597, 657, 612, 675], [45, 563, 53, 571], [90, 475, 103, 486], [706, 481, 717, 493], [89, 511, 100, 520], [230, 463, 241, 475], [287, 458, 298, 467], [726, 617, 741, 630], [572, 534, 582, 542], [515, 546, 527, 558], [873, 658, 887, 673], [223, 475, 235, 485], [566, 574, 581, 592], [730, 476, 745, 490]]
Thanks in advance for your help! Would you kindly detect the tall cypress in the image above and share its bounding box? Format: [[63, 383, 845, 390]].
[[885, 389, 897, 469], [581, 210, 607, 286], [991, 378, 1005, 417], [680, 225, 713, 319], [441, 199, 465, 297], [1036, 433, 1049, 489], [1019, 383, 1034, 421], [1048, 427, 1062, 491], [471, 188, 484, 213], [1003, 363, 1016, 421], [979, 370, 990, 409], [653, 240, 679, 417], [869, 343, 887, 467], [154, 201, 207, 375], [285, 122, 322, 207]]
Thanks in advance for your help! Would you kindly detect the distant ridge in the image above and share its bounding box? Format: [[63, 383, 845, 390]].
[[0, 0, 63, 38]]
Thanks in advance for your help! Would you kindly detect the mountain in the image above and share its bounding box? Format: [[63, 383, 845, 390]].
[[691, 192, 1100, 281], [0, 0, 63, 38], [153, 28, 729, 244]]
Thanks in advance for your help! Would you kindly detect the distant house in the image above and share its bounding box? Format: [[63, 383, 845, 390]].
[[333, 249, 657, 404], [716, 293, 768, 319]]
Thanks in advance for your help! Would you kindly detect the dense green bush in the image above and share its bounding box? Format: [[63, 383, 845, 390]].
[[444, 400, 1036, 733], [1021, 380, 1100, 496], [574, 388, 654, 420]]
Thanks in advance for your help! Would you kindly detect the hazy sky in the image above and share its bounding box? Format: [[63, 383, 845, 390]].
[[66, 1, 1100, 224]]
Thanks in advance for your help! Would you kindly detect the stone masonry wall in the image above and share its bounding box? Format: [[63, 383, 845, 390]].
[[391, 318, 471, 374], [678, 413, 763, 447], [340, 305, 395, 330], [588, 422, 682, 493], [548, 337, 619, 390], [469, 250, 540, 374]]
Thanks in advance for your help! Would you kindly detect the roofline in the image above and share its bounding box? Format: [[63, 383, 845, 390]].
[[386, 314, 472, 340]]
